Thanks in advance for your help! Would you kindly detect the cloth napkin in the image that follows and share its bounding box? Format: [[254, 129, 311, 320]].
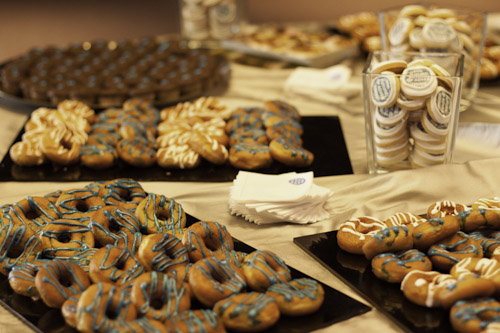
[[229, 171, 333, 224], [283, 64, 361, 104]]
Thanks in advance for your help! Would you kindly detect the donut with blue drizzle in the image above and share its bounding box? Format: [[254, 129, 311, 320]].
[[55, 188, 105, 221], [427, 231, 483, 271], [269, 138, 313, 167], [138, 233, 189, 273], [266, 277, 325, 316], [164, 309, 225, 333], [79, 143, 118, 170], [189, 257, 247, 307], [34, 258, 90, 308], [228, 141, 272, 170], [450, 297, 500, 332], [76, 282, 138, 332], [362, 225, 414, 260], [182, 220, 234, 262], [135, 193, 186, 234], [7, 196, 59, 232], [0, 222, 43, 275], [214, 292, 280, 331], [8, 261, 43, 300], [242, 249, 291, 292], [39, 219, 95, 258], [89, 205, 141, 247], [89, 244, 145, 286], [130, 271, 190, 321], [371, 249, 432, 283], [101, 178, 147, 212], [117, 137, 157, 168]]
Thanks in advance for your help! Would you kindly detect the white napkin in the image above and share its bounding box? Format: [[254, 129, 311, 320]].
[[229, 171, 333, 224], [284, 64, 361, 104]]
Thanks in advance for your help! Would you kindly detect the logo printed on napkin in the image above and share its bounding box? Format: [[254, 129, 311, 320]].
[[229, 171, 333, 225]]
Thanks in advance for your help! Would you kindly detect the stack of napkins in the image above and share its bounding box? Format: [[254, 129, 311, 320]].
[[229, 171, 333, 225], [284, 64, 360, 105]]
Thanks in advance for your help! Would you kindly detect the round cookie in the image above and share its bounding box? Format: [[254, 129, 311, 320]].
[[371, 72, 400, 108]]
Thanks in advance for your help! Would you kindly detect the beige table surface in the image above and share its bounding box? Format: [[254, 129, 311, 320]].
[[0, 60, 500, 332]]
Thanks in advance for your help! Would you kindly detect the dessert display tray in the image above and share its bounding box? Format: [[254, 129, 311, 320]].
[[0, 214, 371, 333], [293, 230, 453, 333], [222, 39, 359, 68], [0, 115, 353, 182]]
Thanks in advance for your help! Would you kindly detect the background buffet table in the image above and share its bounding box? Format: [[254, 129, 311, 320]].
[[0, 56, 500, 332]]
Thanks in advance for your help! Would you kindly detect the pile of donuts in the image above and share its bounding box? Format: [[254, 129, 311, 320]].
[[337, 197, 500, 332], [1, 178, 325, 332], [225, 100, 313, 170], [9, 97, 313, 171]]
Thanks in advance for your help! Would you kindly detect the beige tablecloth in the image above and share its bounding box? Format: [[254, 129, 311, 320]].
[[0, 61, 500, 332]]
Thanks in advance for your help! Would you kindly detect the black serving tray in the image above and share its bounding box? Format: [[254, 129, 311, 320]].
[[293, 230, 454, 333], [0, 116, 353, 182], [0, 214, 370, 333]]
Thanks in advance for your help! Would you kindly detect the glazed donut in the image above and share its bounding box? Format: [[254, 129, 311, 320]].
[[61, 294, 81, 328], [39, 219, 95, 258], [427, 200, 468, 219], [266, 125, 303, 146], [114, 231, 144, 255], [214, 292, 280, 332], [455, 209, 500, 232], [371, 249, 432, 283], [66, 248, 98, 273], [80, 143, 118, 169], [266, 277, 325, 316], [8, 261, 42, 300], [44, 189, 62, 204], [0, 222, 43, 275], [225, 114, 263, 134], [156, 144, 201, 169], [166, 264, 192, 298], [228, 142, 273, 170], [469, 230, 500, 257], [89, 206, 141, 247], [412, 215, 460, 250], [242, 249, 291, 292], [137, 233, 189, 272], [427, 231, 483, 271], [89, 244, 145, 286], [450, 297, 500, 333], [189, 257, 247, 307], [337, 216, 387, 255], [135, 193, 187, 234], [9, 140, 45, 166], [181, 220, 234, 262], [130, 271, 190, 321], [385, 212, 426, 228], [40, 128, 81, 165], [55, 188, 105, 220], [35, 259, 91, 308], [117, 137, 157, 168], [264, 100, 300, 120], [76, 282, 137, 333], [101, 178, 147, 211], [164, 309, 225, 333], [228, 127, 269, 146], [87, 132, 120, 148], [362, 225, 414, 260], [472, 197, 500, 211], [401, 270, 495, 308], [188, 131, 228, 165], [269, 138, 314, 167], [8, 196, 59, 231], [451, 257, 500, 293]]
